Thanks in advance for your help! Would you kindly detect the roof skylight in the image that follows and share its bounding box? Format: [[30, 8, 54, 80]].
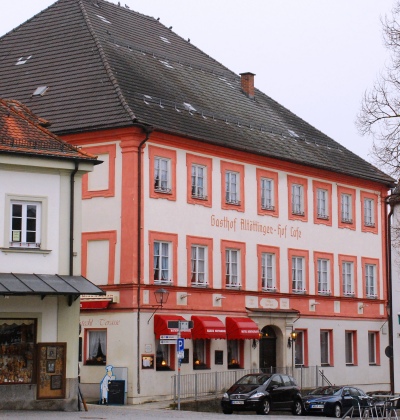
[[32, 86, 49, 96], [96, 15, 111, 24], [16, 56, 32, 65], [160, 36, 170, 44]]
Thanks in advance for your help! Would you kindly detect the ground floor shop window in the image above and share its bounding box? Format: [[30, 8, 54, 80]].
[[156, 340, 174, 371], [86, 330, 106, 365], [193, 339, 209, 369], [0, 319, 35, 384], [227, 340, 243, 369]]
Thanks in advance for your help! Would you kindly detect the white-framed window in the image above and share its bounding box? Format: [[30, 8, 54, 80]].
[[193, 339, 206, 369], [154, 156, 171, 193], [368, 332, 377, 365], [364, 198, 375, 227], [225, 171, 240, 205], [227, 340, 241, 369], [317, 189, 328, 219], [86, 330, 107, 365], [292, 256, 305, 292], [320, 330, 330, 365], [226, 249, 240, 288], [294, 331, 304, 366], [153, 241, 171, 284], [365, 264, 377, 298], [341, 193, 352, 223], [191, 164, 207, 200], [292, 184, 304, 215], [10, 201, 41, 248], [342, 262, 354, 296], [261, 252, 276, 291], [317, 259, 329, 294], [156, 339, 171, 370], [345, 331, 354, 364], [191, 245, 207, 286], [261, 178, 274, 210]]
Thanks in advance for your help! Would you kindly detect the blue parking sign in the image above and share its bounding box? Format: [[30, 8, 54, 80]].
[[177, 338, 184, 352]]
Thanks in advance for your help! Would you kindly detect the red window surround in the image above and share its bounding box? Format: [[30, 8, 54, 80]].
[[288, 248, 309, 294], [360, 191, 378, 234], [287, 175, 308, 222], [256, 168, 279, 217], [337, 185, 356, 231], [312, 180, 332, 226], [186, 153, 213, 207], [186, 235, 214, 288], [221, 240, 246, 290], [257, 244, 280, 292], [148, 145, 177, 201], [220, 160, 245, 212]]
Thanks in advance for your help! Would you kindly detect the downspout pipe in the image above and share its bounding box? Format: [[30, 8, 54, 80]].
[[70, 161, 79, 276], [387, 190, 396, 394], [135, 124, 153, 395]]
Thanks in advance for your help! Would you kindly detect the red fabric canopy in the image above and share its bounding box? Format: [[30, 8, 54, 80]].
[[226, 317, 259, 340], [154, 315, 191, 339], [191, 315, 226, 339]]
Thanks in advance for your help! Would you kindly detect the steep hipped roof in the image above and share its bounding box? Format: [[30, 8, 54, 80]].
[[0, 0, 394, 185], [0, 98, 99, 162]]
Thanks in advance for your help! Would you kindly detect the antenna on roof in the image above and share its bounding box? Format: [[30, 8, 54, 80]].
[[125, 4, 129, 8]]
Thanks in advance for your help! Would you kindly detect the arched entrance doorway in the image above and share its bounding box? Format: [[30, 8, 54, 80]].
[[259, 326, 277, 370]]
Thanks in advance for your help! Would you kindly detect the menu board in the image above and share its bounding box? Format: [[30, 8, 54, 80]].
[[37, 343, 66, 399]]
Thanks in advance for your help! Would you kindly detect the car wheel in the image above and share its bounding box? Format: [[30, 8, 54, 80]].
[[333, 403, 342, 418], [222, 408, 233, 415], [257, 398, 271, 415], [292, 399, 303, 415]]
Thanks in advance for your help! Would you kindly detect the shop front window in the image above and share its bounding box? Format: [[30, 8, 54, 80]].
[[156, 340, 171, 371], [227, 340, 241, 369], [0, 319, 35, 384], [193, 339, 207, 369]]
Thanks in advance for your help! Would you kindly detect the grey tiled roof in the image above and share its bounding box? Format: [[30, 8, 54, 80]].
[[0, 0, 394, 185]]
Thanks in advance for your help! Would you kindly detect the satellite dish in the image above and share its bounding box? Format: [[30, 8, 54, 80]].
[[385, 345, 393, 358]]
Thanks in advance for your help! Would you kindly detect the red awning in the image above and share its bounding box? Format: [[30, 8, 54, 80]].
[[226, 317, 259, 340], [154, 315, 191, 339], [80, 298, 112, 310], [191, 315, 226, 339]]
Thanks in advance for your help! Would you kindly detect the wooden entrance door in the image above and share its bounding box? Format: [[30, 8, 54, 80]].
[[259, 326, 277, 370]]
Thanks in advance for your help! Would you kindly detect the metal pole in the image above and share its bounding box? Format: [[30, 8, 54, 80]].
[[177, 324, 181, 411]]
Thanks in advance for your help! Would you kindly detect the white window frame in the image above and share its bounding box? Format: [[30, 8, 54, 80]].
[[342, 262, 354, 296], [320, 330, 330, 365], [261, 252, 276, 291], [368, 332, 377, 365], [225, 249, 240, 288], [345, 331, 354, 365], [341, 193, 352, 223], [292, 184, 304, 215], [9, 200, 42, 248], [191, 245, 208, 287], [154, 156, 171, 193], [153, 241, 172, 284], [292, 256, 305, 292], [261, 177, 274, 210], [317, 259, 330, 294], [364, 198, 375, 227], [86, 330, 107, 365], [365, 264, 377, 298], [191, 164, 207, 200], [317, 188, 328, 219], [225, 171, 240, 205]]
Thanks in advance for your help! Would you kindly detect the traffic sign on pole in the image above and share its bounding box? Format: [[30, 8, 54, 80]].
[[177, 338, 184, 352]]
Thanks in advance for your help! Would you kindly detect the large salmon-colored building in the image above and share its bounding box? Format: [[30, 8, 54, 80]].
[[0, 0, 395, 404]]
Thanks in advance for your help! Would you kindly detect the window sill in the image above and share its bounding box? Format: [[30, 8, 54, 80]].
[[154, 188, 172, 195], [318, 291, 331, 296], [366, 295, 378, 299], [261, 206, 275, 211], [156, 366, 173, 371], [1, 247, 51, 254], [193, 366, 210, 370], [292, 289, 307, 294], [317, 215, 329, 220], [154, 280, 172, 286], [191, 283, 209, 288], [191, 194, 208, 201], [85, 360, 106, 366], [225, 285, 241, 290], [228, 364, 243, 370], [262, 287, 277, 293]]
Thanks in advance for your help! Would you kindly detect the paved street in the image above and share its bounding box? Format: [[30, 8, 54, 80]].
[[0, 403, 327, 419]]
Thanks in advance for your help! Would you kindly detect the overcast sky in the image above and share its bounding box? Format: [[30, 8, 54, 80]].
[[0, 0, 395, 165]]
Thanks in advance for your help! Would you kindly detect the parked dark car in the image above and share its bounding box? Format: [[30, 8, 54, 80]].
[[221, 373, 303, 415], [302, 385, 371, 417]]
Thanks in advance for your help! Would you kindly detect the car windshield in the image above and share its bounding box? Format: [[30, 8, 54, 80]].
[[236, 374, 271, 385], [309, 387, 343, 396]]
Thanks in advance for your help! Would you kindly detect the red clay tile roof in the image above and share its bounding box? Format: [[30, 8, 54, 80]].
[[0, 98, 98, 162]]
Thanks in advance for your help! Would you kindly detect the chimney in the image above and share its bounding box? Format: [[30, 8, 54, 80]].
[[240, 72, 255, 99]]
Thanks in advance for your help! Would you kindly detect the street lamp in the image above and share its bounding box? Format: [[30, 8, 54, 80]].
[[287, 331, 297, 348], [147, 288, 170, 323]]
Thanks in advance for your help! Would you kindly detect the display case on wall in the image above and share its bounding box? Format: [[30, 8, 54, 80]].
[[0, 319, 36, 384]]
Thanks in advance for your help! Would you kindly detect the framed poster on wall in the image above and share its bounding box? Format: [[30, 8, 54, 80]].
[[37, 343, 66, 399]]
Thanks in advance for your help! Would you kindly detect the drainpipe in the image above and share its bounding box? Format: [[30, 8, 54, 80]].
[[387, 191, 395, 394], [70, 161, 79, 276], [135, 124, 153, 395]]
